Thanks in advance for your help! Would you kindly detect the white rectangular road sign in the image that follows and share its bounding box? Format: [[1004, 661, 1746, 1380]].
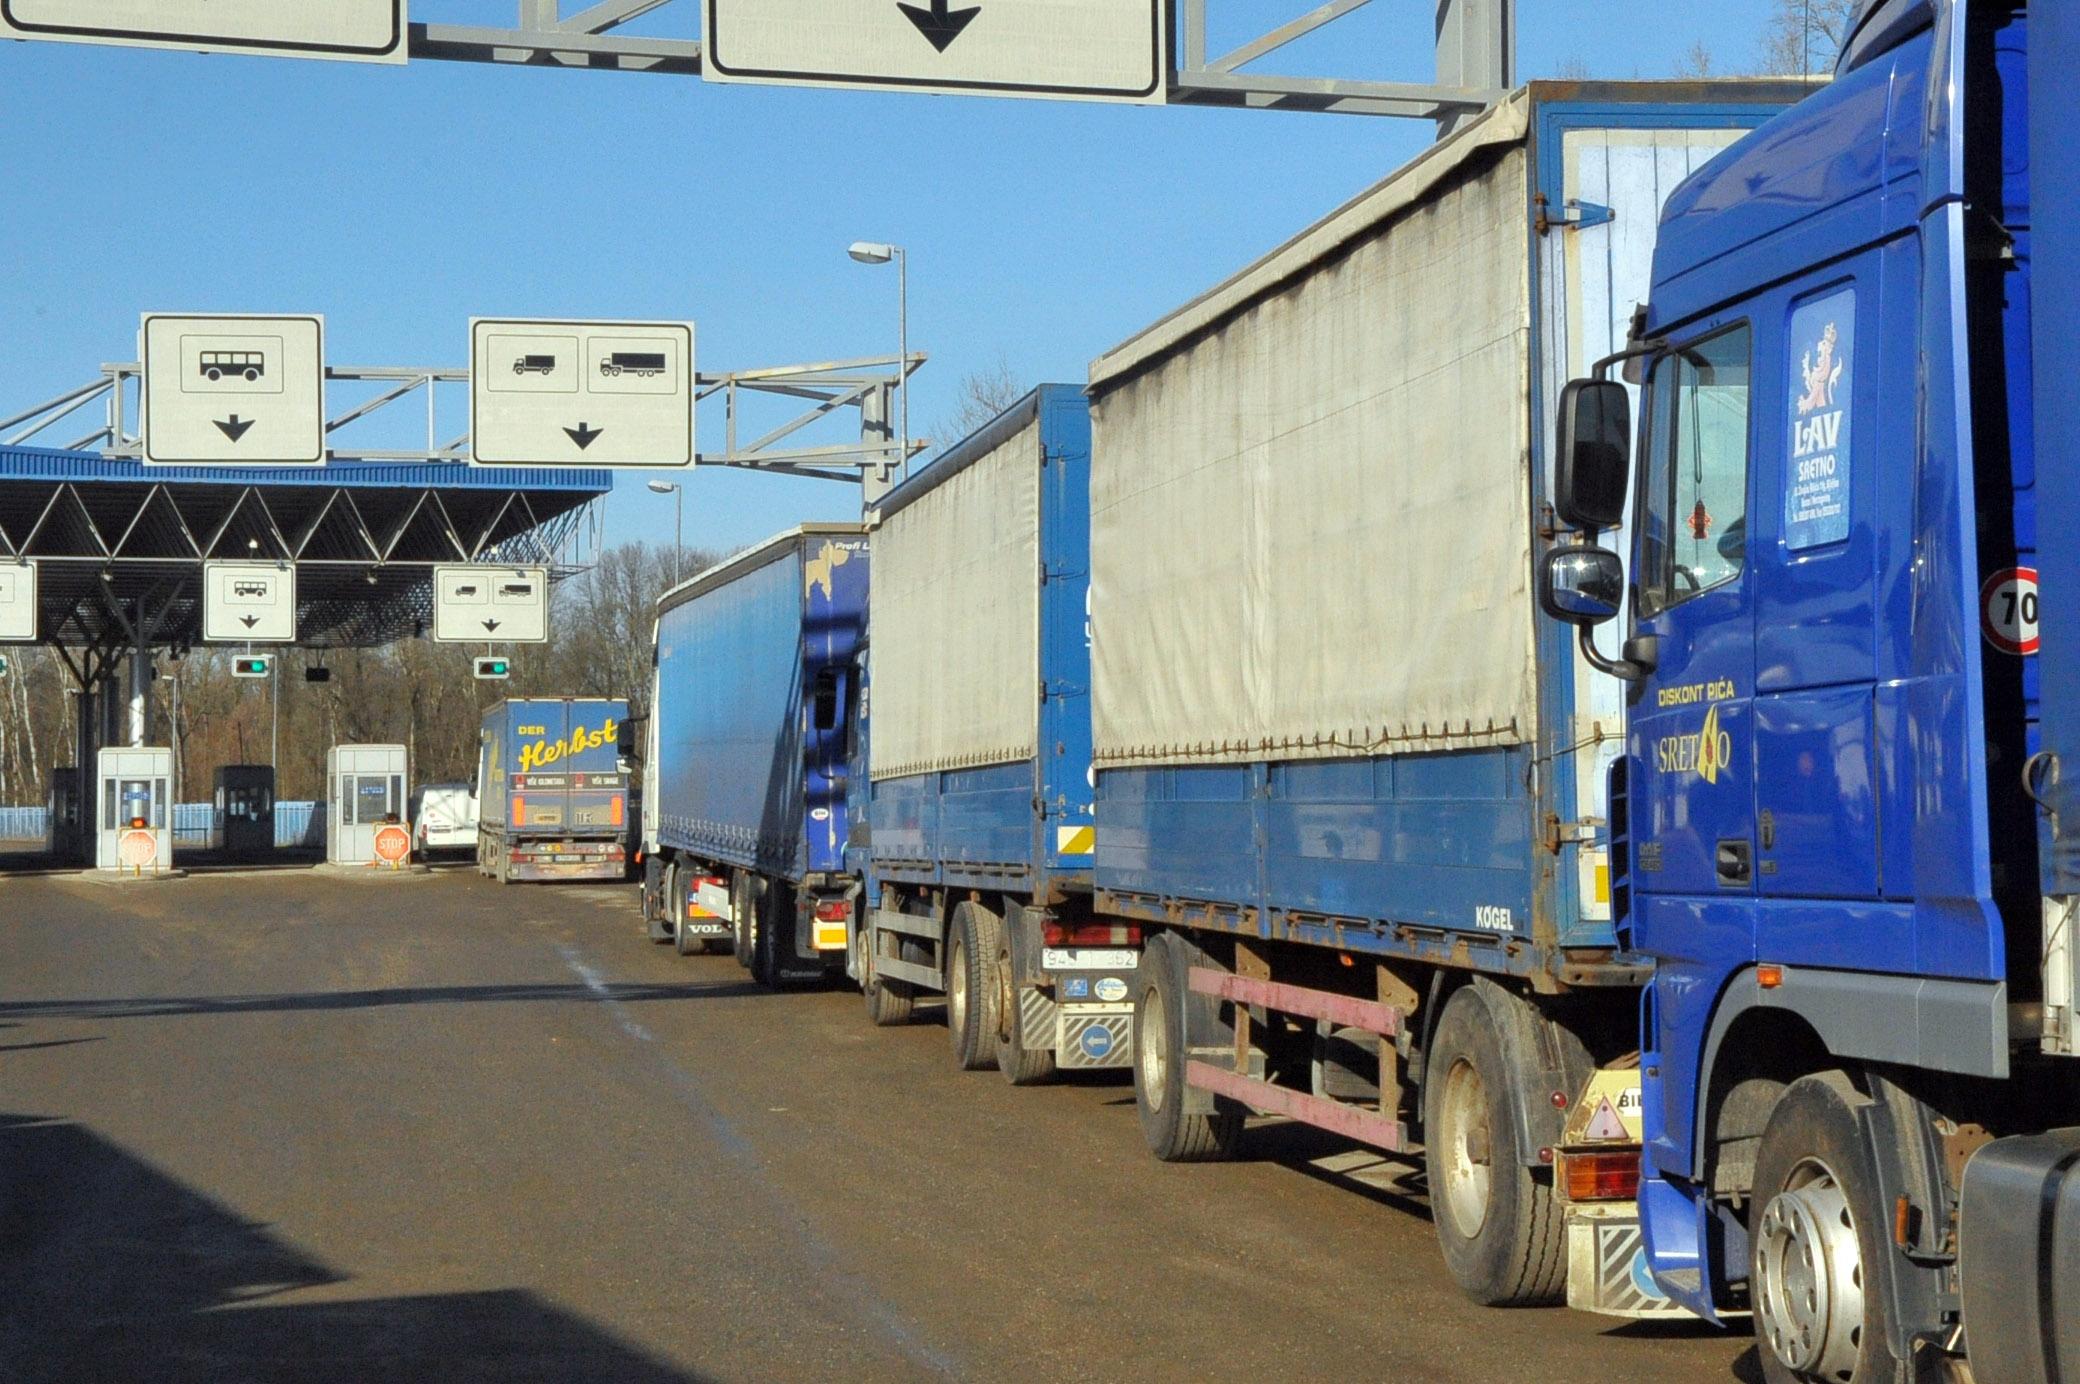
[[704, 0, 1166, 103], [203, 562, 296, 643], [434, 566, 549, 644], [0, 1, 405, 62], [141, 314, 326, 466], [0, 562, 36, 643], [470, 320, 694, 469]]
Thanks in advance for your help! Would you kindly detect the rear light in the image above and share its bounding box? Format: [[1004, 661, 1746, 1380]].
[[1041, 922, 1142, 946], [815, 900, 852, 922], [1562, 1149, 1642, 1203], [695, 876, 725, 891]]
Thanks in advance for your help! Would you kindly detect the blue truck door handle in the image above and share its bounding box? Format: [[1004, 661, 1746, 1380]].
[[1715, 839, 1752, 888]]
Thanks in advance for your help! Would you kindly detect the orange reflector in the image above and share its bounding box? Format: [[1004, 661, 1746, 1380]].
[[611, 795, 624, 827], [1757, 964, 1784, 990], [1563, 1149, 1642, 1203], [511, 796, 525, 827], [812, 921, 848, 951]]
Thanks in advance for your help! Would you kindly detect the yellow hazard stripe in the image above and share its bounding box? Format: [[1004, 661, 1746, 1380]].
[[1056, 825, 1095, 856]]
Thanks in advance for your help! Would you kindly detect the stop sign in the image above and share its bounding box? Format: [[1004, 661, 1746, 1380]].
[[373, 824, 412, 866]]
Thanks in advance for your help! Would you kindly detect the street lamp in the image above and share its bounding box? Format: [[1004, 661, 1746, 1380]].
[[848, 240, 909, 478], [646, 480, 683, 585]]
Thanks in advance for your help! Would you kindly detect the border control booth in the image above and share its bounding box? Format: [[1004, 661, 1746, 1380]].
[[96, 746, 172, 873], [327, 744, 408, 866], [213, 765, 275, 857]]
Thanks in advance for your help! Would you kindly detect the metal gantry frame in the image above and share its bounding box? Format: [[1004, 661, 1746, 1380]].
[[1, 353, 922, 478], [404, 0, 1514, 122]]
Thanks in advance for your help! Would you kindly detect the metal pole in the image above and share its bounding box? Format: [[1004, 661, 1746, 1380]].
[[897, 246, 910, 480], [129, 628, 146, 748], [674, 488, 683, 586], [271, 655, 279, 771]]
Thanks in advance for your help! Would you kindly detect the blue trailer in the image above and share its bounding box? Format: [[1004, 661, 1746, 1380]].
[[1532, 4, 2080, 1379], [847, 385, 1129, 1079], [475, 698, 630, 883], [640, 524, 868, 983], [1083, 80, 1808, 1318]]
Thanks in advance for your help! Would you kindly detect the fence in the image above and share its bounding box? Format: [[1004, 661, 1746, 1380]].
[[0, 803, 325, 850]]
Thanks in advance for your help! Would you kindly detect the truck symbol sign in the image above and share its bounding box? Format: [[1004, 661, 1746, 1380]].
[[513, 355, 557, 376], [200, 351, 265, 382], [600, 352, 667, 378]]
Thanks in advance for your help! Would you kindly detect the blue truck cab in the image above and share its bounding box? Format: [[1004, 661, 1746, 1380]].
[[643, 524, 869, 984], [1539, 3, 2080, 1376], [848, 386, 1128, 1078]]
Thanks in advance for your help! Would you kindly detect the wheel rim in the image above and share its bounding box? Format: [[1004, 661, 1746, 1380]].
[[1437, 1057, 1493, 1239], [948, 936, 968, 1035], [1755, 1157, 1865, 1381], [1139, 983, 1168, 1114]]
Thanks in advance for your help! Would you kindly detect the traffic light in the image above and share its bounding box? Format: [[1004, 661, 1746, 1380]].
[[232, 655, 272, 679], [475, 657, 511, 681], [0, 654, 9, 677]]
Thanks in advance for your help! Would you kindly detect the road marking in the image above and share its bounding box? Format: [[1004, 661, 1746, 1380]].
[[551, 940, 961, 1376]]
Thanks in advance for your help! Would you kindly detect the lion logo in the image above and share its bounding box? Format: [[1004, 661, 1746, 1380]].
[[1796, 321, 1844, 417], [805, 541, 852, 600]]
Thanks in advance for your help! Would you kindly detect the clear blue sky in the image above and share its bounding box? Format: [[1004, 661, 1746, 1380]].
[[0, 1, 1791, 556]]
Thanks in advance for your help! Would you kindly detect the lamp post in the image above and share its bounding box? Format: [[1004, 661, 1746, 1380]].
[[848, 240, 908, 478], [646, 480, 683, 585]]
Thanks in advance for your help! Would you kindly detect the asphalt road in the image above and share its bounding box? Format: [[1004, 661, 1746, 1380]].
[[0, 867, 1761, 1382]]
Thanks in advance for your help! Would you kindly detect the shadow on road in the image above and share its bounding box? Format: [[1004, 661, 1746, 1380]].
[[0, 1112, 705, 1383], [0, 979, 781, 1023]]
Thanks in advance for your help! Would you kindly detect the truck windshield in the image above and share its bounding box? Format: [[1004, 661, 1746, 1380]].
[[1638, 324, 1752, 615]]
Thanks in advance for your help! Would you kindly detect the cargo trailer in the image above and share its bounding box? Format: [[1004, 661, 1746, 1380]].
[[1084, 79, 1806, 1316], [847, 385, 1130, 1078], [475, 698, 629, 883], [640, 524, 868, 982]]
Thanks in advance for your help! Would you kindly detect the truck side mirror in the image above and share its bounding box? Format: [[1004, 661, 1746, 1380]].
[[1540, 544, 1624, 626], [1555, 379, 1631, 532], [616, 720, 636, 757]]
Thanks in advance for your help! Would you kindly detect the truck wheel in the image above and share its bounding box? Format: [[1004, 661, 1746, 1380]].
[[730, 872, 755, 970], [860, 921, 916, 1027], [994, 923, 1056, 1086], [1423, 988, 1566, 1306], [1133, 932, 1243, 1162], [749, 880, 793, 988], [947, 902, 1000, 1071], [1750, 1072, 1899, 1384], [649, 861, 677, 944]]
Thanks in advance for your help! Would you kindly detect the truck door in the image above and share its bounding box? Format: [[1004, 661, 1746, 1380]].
[[1627, 318, 1759, 1170]]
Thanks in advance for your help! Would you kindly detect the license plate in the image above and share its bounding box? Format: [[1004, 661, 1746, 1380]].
[[1043, 948, 1138, 971], [682, 922, 729, 936]]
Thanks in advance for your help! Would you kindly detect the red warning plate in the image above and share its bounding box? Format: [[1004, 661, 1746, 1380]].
[[1981, 566, 2040, 656]]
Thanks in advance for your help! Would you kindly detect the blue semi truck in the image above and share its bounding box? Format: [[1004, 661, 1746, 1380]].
[[1529, 3, 2080, 1378], [845, 385, 1129, 1079], [474, 697, 630, 883], [639, 524, 869, 982]]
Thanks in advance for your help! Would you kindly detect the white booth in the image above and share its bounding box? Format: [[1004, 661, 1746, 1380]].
[[96, 746, 173, 873], [327, 744, 409, 866]]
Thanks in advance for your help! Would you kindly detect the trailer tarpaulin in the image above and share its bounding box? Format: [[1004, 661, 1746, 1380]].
[[1088, 100, 1537, 768], [869, 420, 1041, 779]]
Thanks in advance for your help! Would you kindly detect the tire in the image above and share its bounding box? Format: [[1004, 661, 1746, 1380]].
[[647, 860, 675, 944], [1423, 987, 1567, 1307], [947, 902, 1000, 1071], [860, 918, 917, 1027], [1750, 1072, 1900, 1384], [994, 916, 1056, 1086], [731, 871, 755, 970], [1133, 932, 1243, 1162], [750, 880, 792, 988]]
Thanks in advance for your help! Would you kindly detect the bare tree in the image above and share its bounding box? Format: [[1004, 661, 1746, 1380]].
[[1761, 0, 1858, 77], [1554, 56, 1592, 81], [933, 357, 1026, 454], [1676, 40, 1715, 78]]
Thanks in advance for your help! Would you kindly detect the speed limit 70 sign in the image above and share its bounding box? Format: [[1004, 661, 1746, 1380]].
[[1981, 566, 2039, 656]]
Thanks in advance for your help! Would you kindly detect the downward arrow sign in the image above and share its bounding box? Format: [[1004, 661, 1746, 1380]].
[[240, 615, 259, 629], [214, 415, 255, 443], [482, 619, 502, 633], [897, 0, 981, 51], [563, 422, 604, 450]]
